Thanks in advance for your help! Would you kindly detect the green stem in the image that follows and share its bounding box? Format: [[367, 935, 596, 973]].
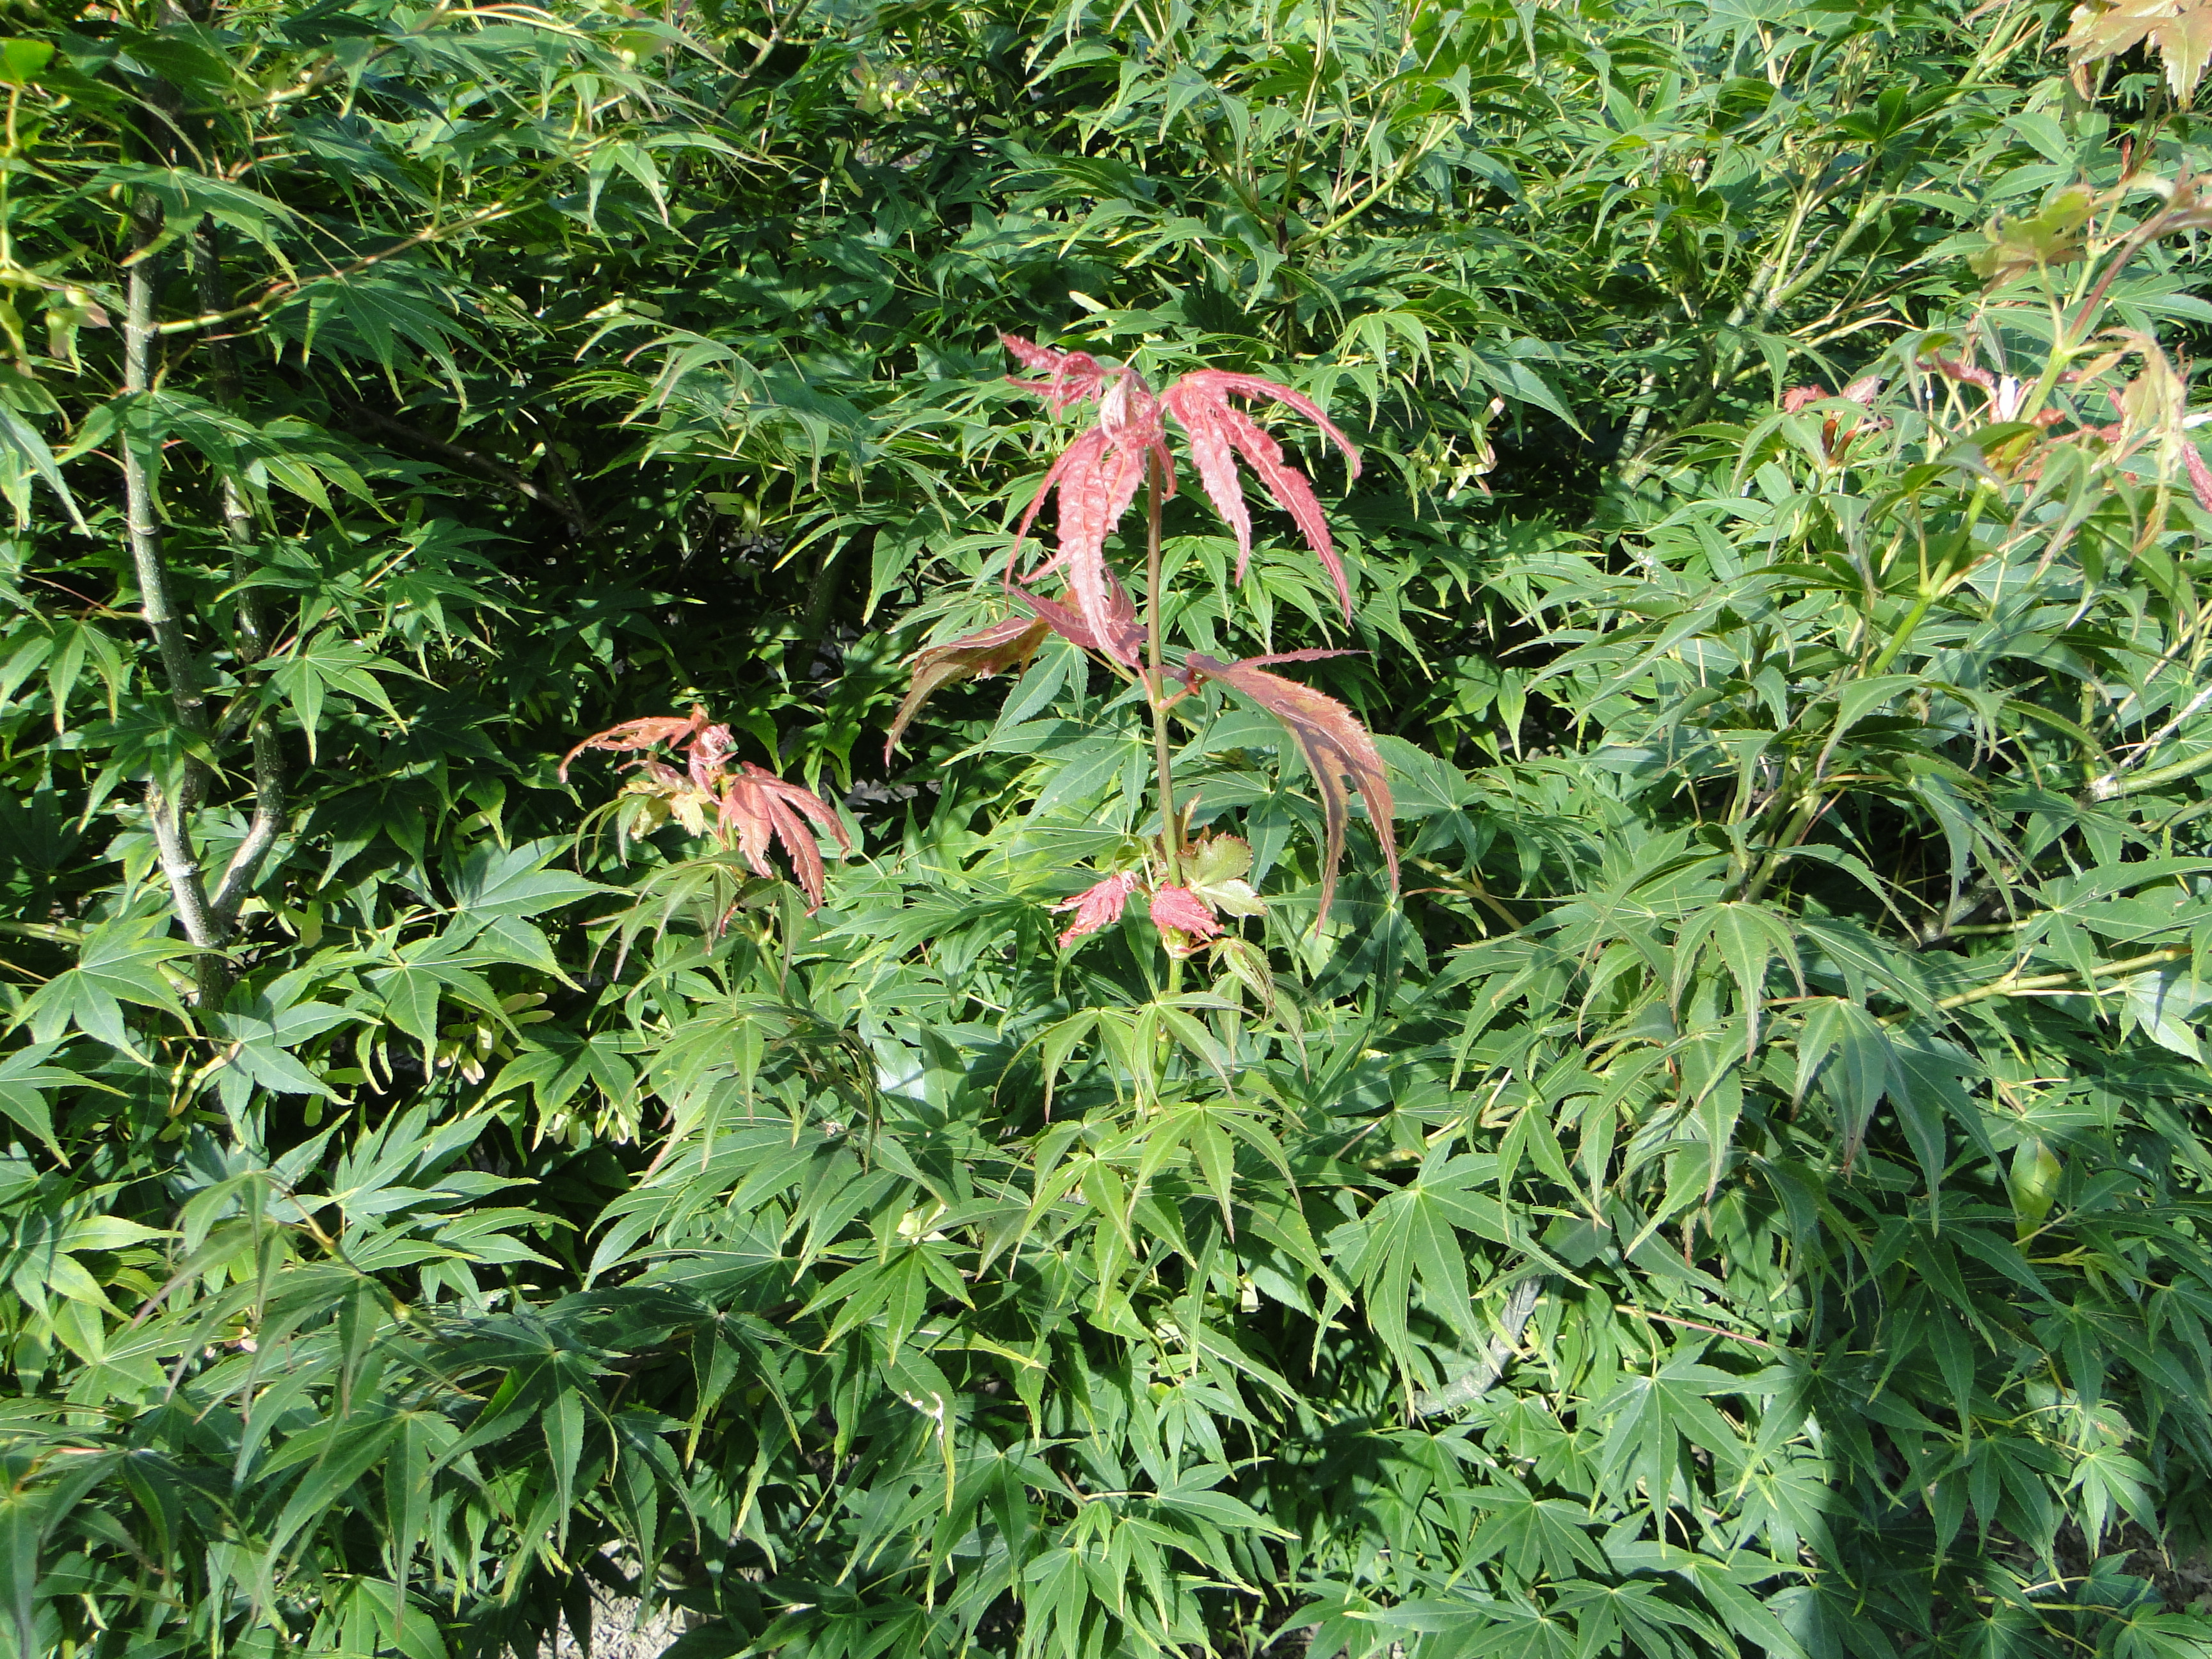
[[1920, 943, 2190, 1018], [2089, 743, 2212, 803], [1738, 792, 1822, 906], [1867, 589, 1936, 677]]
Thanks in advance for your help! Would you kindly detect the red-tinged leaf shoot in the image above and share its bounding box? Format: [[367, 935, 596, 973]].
[[719, 762, 851, 912], [1183, 654, 1396, 926], [1226, 648, 1363, 671], [1007, 415, 1158, 669], [568, 703, 849, 910], [558, 705, 711, 780], [1014, 584, 1126, 655], [2186, 435, 2212, 511], [1149, 885, 1222, 952], [1002, 338, 1362, 666], [1054, 871, 1140, 948], [1001, 333, 1110, 412]]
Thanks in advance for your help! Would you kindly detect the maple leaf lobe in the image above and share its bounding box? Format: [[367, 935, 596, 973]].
[[1054, 870, 1140, 947], [1150, 885, 1224, 943]]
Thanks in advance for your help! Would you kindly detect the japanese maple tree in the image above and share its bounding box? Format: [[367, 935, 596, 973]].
[[890, 336, 1395, 954]]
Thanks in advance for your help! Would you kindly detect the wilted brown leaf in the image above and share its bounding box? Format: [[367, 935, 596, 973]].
[[884, 614, 1052, 762]]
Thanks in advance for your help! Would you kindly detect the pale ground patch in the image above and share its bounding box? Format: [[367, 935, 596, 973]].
[[543, 1568, 692, 1659]]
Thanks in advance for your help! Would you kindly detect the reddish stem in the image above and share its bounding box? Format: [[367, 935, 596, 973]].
[[1144, 450, 1183, 889]]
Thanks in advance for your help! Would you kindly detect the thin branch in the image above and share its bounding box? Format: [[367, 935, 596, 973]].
[[151, 201, 518, 338], [1413, 1274, 1546, 1418], [1410, 856, 1523, 933], [209, 721, 284, 931], [122, 190, 220, 964], [1616, 1306, 1777, 1350], [2087, 679, 2212, 801], [125, 197, 208, 746], [329, 390, 595, 533], [1923, 943, 2191, 1018], [198, 217, 284, 933]]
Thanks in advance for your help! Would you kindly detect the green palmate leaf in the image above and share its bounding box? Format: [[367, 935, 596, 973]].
[[2119, 965, 2210, 1061], [0, 401, 83, 529], [1793, 998, 1893, 1163], [0, 1449, 115, 1655], [207, 994, 356, 1112], [1029, 732, 1139, 819], [1185, 833, 1264, 917], [9, 920, 192, 1061], [1594, 1352, 1753, 1516], [1356, 1145, 1516, 1368], [488, 1029, 636, 1118], [261, 632, 412, 759], [38, 616, 127, 724], [1462, 1478, 1610, 1583], [448, 839, 614, 920], [260, 1411, 410, 1585], [0, 1045, 78, 1159], [0, 38, 55, 86], [315, 1577, 449, 1659], [1672, 901, 1800, 1055]]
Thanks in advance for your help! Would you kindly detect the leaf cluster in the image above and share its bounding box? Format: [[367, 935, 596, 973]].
[[0, 1, 2208, 1658]]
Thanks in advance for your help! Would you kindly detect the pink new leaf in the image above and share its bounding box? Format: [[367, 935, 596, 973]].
[[1162, 370, 1361, 614], [1149, 885, 1222, 946], [1002, 333, 1110, 412], [1005, 416, 1155, 668], [1183, 653, 1397, 925], [885, 614, 1052, 762], [1061, 425, 1153, 669], [1008, 426, 1100, 584], [1000, 340, 1359, 656], [1223, 648, 1362, 671], [2186, 435, 2212, 512], [1930, 355, 2000, 393], [1013, 584, 1130, 653], [717, 762, 851, 912], [687, 721, 739, 790], [1784, 378, 1883, 413], [1781, 381, 1889, 463], [1054, 870, 1140, 947]]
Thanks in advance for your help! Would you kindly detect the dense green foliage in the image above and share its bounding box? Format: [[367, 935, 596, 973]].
[[4, 0, 2212, 1655]]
